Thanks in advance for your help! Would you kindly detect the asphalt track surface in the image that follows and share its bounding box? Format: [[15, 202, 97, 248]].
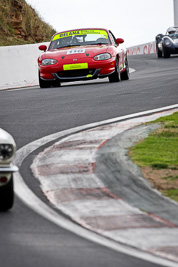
[[0, 54, 178, 267]]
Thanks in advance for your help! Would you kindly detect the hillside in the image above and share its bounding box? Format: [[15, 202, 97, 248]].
[[0, 0, 56, 46]]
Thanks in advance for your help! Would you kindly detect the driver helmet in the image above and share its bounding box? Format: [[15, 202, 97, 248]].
[[167, 27, 176, 34]]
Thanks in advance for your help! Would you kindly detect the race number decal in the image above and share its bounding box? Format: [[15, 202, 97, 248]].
[[66, 49, 85, 55]]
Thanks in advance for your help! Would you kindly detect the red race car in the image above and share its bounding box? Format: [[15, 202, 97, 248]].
[[38, 28, 129, 88]]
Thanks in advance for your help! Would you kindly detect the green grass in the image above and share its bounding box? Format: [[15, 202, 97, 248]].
[[129, 112, 178, 202], [162, 189, 178, 202], [130, 112, 178, 168], [150, 111, 178, 124], [162, 175, 178, 181], [0, 0, 56, 46]]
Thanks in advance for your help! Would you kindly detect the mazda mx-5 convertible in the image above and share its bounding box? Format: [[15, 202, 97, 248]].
[[156, 27, 178, 58], [38, 28, 130, 88], [0, 129, 18, 211]]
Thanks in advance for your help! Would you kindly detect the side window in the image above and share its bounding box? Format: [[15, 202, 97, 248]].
[[109, 31, 117, 46]]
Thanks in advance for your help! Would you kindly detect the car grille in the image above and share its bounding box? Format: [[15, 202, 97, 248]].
[[57, 69, 95, 78]]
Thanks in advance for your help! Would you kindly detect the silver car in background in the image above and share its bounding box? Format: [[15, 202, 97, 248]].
[[156, 27, 178, 58], [0, 129, 18, 211]]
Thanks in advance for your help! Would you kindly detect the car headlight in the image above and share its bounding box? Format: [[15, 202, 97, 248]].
[[0, 144, 14, 161], [164, 38, 172, 46], [41, 59, 57, 65], [93, 53, 111, 61]]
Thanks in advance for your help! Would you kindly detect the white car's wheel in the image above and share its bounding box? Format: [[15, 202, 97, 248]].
[[156, 42, 162, 58], [0, 175, 14, 211], [162, 46, 170, 58]]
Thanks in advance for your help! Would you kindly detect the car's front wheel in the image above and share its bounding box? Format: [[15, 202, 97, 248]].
[[39, 71, 54, 88], [0, 175, 14, 211], [39, 73, 61, 88], [109, 57, 120, 83], [156, 42, 162, 58], [52, 80, 61, 87], [162, 46, 170, 58], [39, 76, 52, 88], [121, 57, 130, 80]]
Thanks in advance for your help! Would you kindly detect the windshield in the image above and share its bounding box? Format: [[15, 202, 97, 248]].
[[49, 29, 111, 50], [169, 33, 178, 39]]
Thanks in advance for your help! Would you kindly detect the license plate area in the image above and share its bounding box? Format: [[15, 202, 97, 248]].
[[63, 63, 88, 71]]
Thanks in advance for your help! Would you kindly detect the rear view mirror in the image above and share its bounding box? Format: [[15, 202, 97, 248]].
[[116, 38, 124, 45], [39, 45, 47, 52]]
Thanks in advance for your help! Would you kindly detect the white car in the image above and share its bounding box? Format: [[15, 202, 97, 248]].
[[0, 129, 18, 211]]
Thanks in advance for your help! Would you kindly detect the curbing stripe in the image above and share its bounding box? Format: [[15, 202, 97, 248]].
[[14, 105, 178, 267]]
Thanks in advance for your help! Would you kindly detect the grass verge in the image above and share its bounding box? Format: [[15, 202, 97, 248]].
[[129, 112, 178, 202], [0, 0, 55, 46]]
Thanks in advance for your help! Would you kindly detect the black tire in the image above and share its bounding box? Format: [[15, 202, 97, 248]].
[[109, 57, 120, 83], [39, 72, 52, 88], [0, 175, 14, 211], [156, 42, 162, 58], [52, 80, 61, 87], [162, 46, 170, 58], [121, 57, 130, 80]]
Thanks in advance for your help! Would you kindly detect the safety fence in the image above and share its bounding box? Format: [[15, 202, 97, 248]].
[[127, 41, 156, 56], [0, 41, 156, 90]]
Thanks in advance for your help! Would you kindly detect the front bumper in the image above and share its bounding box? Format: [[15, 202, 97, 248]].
[[39, 58, 116, 82], [0, 165, 19, 173], [51, 68, 115, 82], [164, 44, 178, 54], [0, 164, 18, 186]]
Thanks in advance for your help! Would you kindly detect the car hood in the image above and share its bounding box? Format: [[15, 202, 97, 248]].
[[0, 128, 16, 146], [42, 45, 110, 59], [173, 38, 178, 45]]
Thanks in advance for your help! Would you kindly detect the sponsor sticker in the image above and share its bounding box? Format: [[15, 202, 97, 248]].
[[66, 49, 85, 55], [53, 30, 108, 41], [63, 63, 88, 71]]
